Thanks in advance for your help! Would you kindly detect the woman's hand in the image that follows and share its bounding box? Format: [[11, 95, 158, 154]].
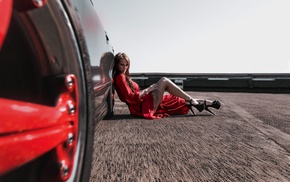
[[146, 84, 158, 93], [140, 84, 158, 99]]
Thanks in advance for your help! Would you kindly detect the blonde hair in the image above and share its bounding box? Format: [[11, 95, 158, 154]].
[[113, 52, 135, 92]]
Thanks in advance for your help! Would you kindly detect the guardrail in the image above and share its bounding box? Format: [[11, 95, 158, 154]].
[[131, 73, 290, 93]]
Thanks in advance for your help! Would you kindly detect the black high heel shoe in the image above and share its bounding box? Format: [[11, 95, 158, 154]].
[[186, 99, 205, 115], [204, 100, 221, 115]]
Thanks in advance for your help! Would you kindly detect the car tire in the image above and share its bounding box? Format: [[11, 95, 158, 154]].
[[0, 1, 95, 182]]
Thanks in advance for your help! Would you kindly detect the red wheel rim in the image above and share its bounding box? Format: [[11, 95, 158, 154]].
[[0, 74, 79, 181], [0, 0, 13, 49]]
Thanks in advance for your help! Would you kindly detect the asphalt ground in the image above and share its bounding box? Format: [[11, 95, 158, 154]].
[[89, 92, 290, 182]]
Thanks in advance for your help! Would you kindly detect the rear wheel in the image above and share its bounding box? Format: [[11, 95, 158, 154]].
[[0, 1, 95, 182]]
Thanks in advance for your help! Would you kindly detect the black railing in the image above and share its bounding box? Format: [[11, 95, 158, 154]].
[[131, 73, 290, 93]]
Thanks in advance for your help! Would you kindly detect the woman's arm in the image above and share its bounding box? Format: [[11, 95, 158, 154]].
[[114, 74, 142, 104], [139, 84, 158, 99]]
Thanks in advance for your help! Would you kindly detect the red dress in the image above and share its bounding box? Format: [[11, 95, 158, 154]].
[[114, 74, 189, 119]]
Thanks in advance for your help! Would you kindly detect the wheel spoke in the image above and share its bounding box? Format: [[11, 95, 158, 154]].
[[0, 74, 78, 180]]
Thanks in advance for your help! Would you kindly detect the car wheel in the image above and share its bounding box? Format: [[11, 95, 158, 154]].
[[0, 1, 95, 182]]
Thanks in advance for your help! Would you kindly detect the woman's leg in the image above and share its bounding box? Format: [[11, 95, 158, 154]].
[[151, 89, 163, 110], [155, 77, 194, 99], [151, 77, 218, 111], [150, 77, 200, 110]]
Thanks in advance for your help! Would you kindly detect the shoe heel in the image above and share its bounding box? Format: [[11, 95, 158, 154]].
[[205, 107, 215, 115], [189, 107, 195, 115]]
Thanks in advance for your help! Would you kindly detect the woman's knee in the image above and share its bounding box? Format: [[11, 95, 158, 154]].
[[156, 77, 169, 91], [159, 77, 170, 83], [157, 77, 169, 87]]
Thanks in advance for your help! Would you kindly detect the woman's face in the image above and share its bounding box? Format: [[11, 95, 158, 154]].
[[117, 58, 129, 73]]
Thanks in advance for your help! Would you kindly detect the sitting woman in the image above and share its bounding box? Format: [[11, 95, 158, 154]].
[[113, 52, 221, 119]]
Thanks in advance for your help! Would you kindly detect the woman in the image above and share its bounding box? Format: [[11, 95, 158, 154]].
[[113, 52, 221, 119]]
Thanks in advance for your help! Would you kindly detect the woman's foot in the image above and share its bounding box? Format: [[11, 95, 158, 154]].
[[204, 100, 221, 115], [186, 99, 205, 115]]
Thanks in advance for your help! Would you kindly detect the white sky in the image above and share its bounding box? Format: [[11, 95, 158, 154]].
[[94, 0, 290, 73]]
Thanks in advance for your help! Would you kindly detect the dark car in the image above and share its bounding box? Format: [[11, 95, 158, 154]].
[[0, 0, 114, 181]]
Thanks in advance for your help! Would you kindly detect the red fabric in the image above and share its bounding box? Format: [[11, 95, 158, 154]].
[[114, 74, 189, 119]]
